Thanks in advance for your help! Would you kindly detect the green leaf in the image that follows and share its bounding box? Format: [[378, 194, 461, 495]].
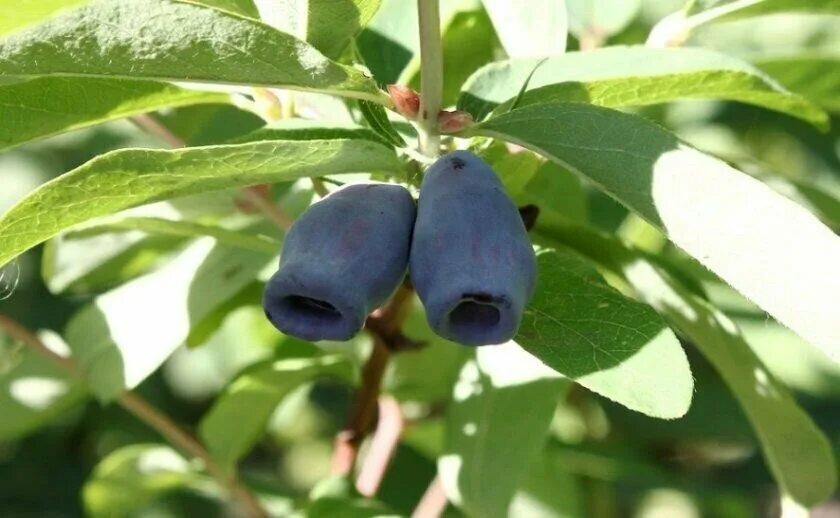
[[481, 0, 566, 58], [355, 0, 419, 85], [305, 497, 398, 518], [473, 102, 840, 364], [0, 77, 224, 151], [41, 190, 246, 295], [235, 118, 390, 145], [197, 0, 259, 18], [64, 228, 276, 401], [439, 343, 564, 518], [517, 250, 692, 419], [384, 303, 470, 403], [72, 217, 279, 254], [565, 0, 640, 38], [83, 444, 210, 518], [0, 0, 88, 36], [0, 330, 86, 440], [200, 354, 354, 469], [358, 101, 406, 147], [254, 0, 382, 59], [625, 258, 838, 506], [509, 453, 583, 518], [0, 137, 402, 269], [459, 46, 827, 127], [0, 0, 386, 103], [540, 222, 839, 507], [758, 56, 840, 112]]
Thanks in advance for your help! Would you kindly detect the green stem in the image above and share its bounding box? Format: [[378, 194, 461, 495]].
[[416, 0, 443, 158]]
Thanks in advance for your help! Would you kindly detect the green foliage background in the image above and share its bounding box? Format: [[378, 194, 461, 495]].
[[0, 0, 839, 516]]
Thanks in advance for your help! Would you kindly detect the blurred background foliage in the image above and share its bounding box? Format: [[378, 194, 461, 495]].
[[1, 0, 839, 516]]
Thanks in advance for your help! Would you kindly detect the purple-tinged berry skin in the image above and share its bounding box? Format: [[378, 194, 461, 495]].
[[410, 151, 537, 346], [263, 183, 415, 341]]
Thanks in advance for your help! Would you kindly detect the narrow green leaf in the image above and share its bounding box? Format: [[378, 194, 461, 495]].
[[0, 330, 86, 440], [481, 0, 566, 58], [358, 101, 406, 147], [64, 231, 276, 400], [439, 343, 564, 518], [41, 190, 244, 295], [83, 444, 209, 518], [517, 250, 693, 419], [72, 217, 279, 254], [473, 102, 840, 363], [459, 46, 827, 127], [758, 56, 840, 112], [200, 354, 354, 469], [0, 138, 402, 269], [255, 0, 382, 59], [0, 0, 386, 103], [0, 77, 224, 151], [540, 222, 839, 506], [626, 260, 838, 507], [0, 0, 88, 36]]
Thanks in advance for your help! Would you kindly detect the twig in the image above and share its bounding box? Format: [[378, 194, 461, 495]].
[[311, 178, 331, 198], [412, 474, 448, 518], [330, 283, 416, 477], [0, 315, 268, 518], [240, 187, 294, 230], [356, 395, 404, 496], [130, 114, 187, 148], [416, 0, 443, 158]]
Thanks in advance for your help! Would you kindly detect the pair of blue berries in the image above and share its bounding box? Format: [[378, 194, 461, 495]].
[[262, 151, 537, 346]]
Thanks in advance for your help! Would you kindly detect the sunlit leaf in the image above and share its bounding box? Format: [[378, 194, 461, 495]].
[[439, 343, 564, 517], [473, 102, 840, 363], [541, 222, 838, 506], [459, 46, 827, 126], [0, 0, 386, 103], [517, 250, 692, 419], [0, 138, 402, 269]]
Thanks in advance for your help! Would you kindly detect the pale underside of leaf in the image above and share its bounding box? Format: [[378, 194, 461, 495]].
[[474, 102, 840, 363]]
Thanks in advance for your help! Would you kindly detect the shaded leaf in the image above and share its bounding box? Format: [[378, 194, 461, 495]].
[[0, 137, 402, 268], [540, 222, 838, 506], [459, 46, 827, 127], [200, 353, 353, 469], [473, 102, 840, 363], [0, 77, 224, 151], [64, 228, 276, 400], [83, 444, 211, 518], [517, 250, 692, 419], [255, 0, 381, 58], [0, 330, 86, 440], [439, 343, 563, 518]]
